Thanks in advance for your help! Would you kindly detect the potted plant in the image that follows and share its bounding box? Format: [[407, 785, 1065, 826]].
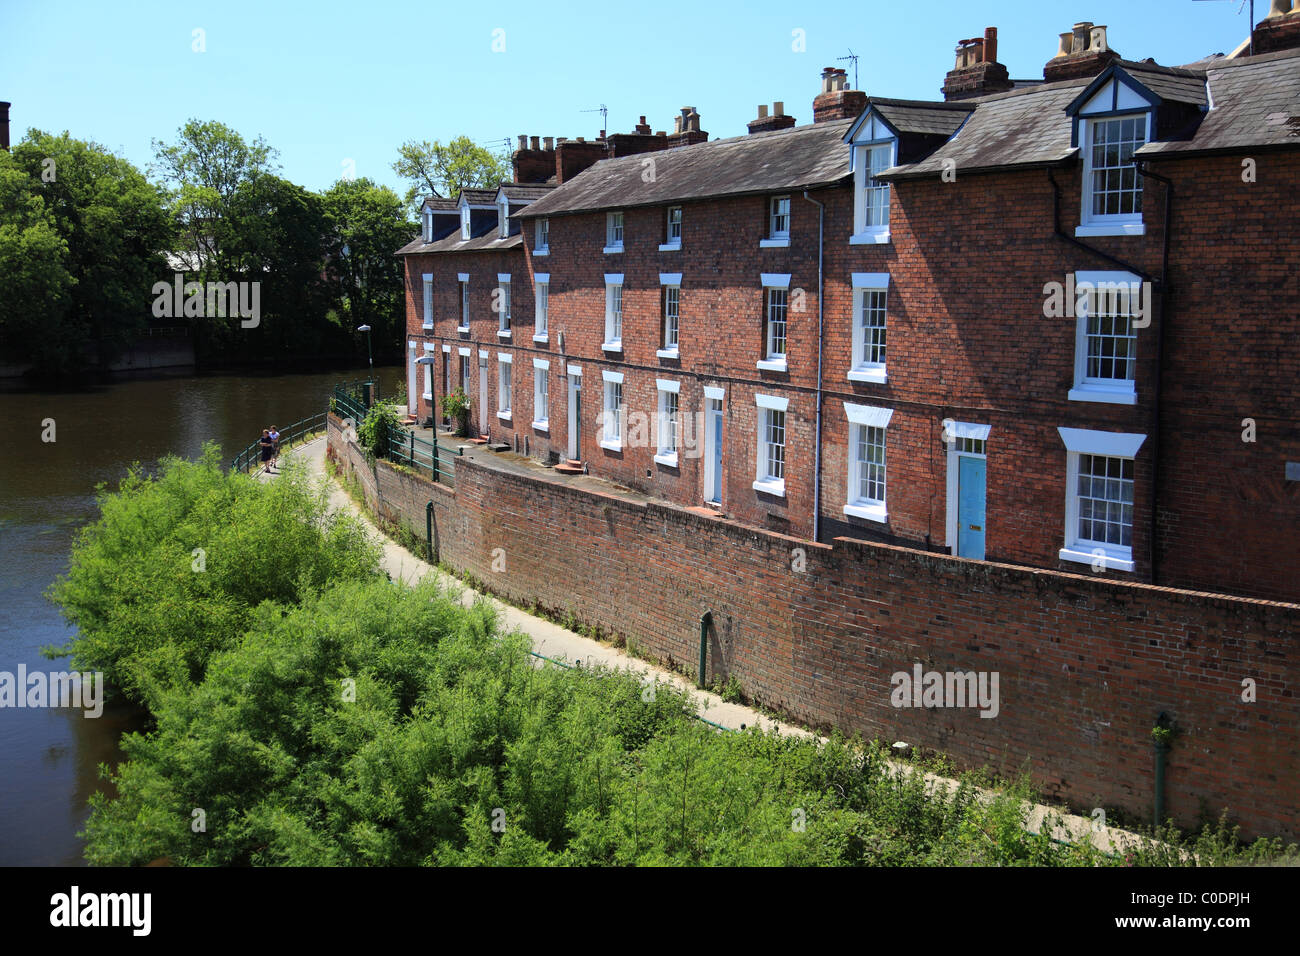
[[440, 387, 471, 438]]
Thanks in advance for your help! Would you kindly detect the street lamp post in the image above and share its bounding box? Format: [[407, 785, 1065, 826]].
[[357, 324, 373, 405]]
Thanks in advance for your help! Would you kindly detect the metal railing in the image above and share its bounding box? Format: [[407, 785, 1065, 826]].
[[230, 412, 328, 473], [385, 422, 458, 488]]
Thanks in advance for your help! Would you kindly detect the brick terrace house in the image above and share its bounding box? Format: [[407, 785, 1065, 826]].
[[401, 10, 1300, 604]]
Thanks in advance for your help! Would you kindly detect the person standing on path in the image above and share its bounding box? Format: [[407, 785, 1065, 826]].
[[259, 429, 274, 474], [269, 425, 281, 468]]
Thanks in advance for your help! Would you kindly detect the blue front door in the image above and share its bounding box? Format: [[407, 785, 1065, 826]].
[[957, 456, 986, 560], [710, 406, 723, 502]]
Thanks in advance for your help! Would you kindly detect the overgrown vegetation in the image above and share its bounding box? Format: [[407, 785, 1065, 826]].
[[55, 447, 1298, 866], [357, 402, 403, 460]]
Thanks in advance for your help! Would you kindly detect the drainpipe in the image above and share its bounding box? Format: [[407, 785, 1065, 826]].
[[803, 190, 826, 544], [426, 500, 435, 562], [698, 611, 712, 688], [1152, 711, 1171, 827], [1134, 160, 1173, 587]]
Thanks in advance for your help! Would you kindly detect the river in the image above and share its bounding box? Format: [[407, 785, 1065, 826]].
[[0, 365, 402, 865]]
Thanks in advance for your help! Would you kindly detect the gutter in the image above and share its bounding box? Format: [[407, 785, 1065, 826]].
[[803, 189, 826, 544]]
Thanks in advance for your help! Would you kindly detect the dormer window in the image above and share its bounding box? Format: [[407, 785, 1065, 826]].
[[460, 206, 471, 241], [844, 108, 898, 245], [1080, 115, 1147, 235], [498, 199, 510, 239], [423, 209, 433, 243]]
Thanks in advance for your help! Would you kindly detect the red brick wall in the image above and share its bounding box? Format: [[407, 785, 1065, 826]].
[[328, 413, 1300, 840]]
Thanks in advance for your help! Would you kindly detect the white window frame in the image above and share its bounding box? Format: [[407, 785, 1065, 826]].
[[655, 378, 681, 468], [498, 199, 510, 239], [422, 273, 434, 330], [761, 195, 791, 248], [460, 206, 471, 242], [532, 358, 550, 431], [658, 272, 681, 358], [534, 217, 549, 255], [497, 354, 513, 419], [497, 273, 512, 337], [533, 274, 549, 342], [1070, 271, 1139, 405], [457, 273, 470, 333], [851, 141, 895, 244], [758, 274, 791, 372], [850, 273, 889, 383], [1057, 427, 1145, 572], [422, 209, 432, 243], [1078, 113, 1149, 237], [603, 274, 624, 352], [600, 370, 625, 451], [660, 206, 683, 251], [753, 393, 789, 497], [604, 211, 625, 253], [843, 402, 893, 522]]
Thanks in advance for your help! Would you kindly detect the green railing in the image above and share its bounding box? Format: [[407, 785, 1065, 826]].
[[385, 422, 458, 488], [230, 412, 329, 473]]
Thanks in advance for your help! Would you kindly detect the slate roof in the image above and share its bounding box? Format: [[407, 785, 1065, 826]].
[[422, 197, 459, 212], [1138, 48, 1300, 158], [866, 98, 973, 137], [500, 184, 555, 202], [878, 77, 1091, 180], [458, 188, 498, 206], [518, 119, 854, 219], [395, 232, 522, 257], [1114, 61, 1209, 108]]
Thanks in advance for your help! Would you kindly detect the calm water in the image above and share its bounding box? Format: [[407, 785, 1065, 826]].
[[0, 365, 401, 865]]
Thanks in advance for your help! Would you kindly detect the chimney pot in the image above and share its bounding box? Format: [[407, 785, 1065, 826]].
[[983, 26, 998, 64], [576, 136, 585, 143], [1071, 21, 1093, 54], [517, 135, 528, 151], [1054, 31, 1073, 58], [757, 104, 769, 118], [529, 136, 540, 151], [1090, 25, 1108, 53], [543, 136, 554, 150], [774, 100, 785, 115]]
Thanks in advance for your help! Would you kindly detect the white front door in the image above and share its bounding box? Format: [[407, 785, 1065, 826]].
[[478, 356, 489, 437], [567, 372, 581, 461]]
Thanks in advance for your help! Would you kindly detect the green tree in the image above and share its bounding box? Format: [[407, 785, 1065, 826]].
[[1, 130, 172, 380], [392, 136, 510, 215], [321, 177, 411, 365]]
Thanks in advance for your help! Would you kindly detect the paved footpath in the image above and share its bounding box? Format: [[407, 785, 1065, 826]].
[[266, 436, 1145, 857]]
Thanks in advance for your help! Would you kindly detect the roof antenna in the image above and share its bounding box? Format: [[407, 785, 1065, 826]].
[[837, 49, 860, 90], [1192, 0, 1254, 57], [582, 104, 609, 137]]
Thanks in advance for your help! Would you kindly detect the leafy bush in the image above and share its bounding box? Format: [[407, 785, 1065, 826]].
[[47, 443, 381, 709], [357, 403, 402, 459]]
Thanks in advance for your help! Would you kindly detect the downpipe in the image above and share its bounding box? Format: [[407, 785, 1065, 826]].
[[803, 190, 826, 544]]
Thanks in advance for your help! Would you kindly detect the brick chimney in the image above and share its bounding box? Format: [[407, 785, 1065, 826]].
[[634, 114, 651, 135], [512, 134, 557, 183], [942, 27, 1013, 100], [0, 102, 9, 152], [748, 102, 797, 134], [813, 68, 867, 122], [1252, 1, 1300, 54], [1043, 21, 1120, 82]]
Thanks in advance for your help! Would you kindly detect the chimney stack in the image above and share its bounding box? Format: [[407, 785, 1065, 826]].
[[1251, 1, 1300, 55], [813, 67, 867, 122], [1043, 20, 1120, 82], [942, 26, 1012, 101], [512, 134, 560, 184], [529, 135, 540, 151], [634, 115, 651, 135], [748, 101, 797, 134], [0, 102, 9, 151]]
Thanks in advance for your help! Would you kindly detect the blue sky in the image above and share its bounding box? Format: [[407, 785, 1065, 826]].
[[1, 0, 1254, 203]]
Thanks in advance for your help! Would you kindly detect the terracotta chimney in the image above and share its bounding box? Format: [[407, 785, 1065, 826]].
[[1252, 1, 1300, 54], [943, 26, 1012, 101], [813, 67, 867, 122], [1044, 20, 1120, 81]]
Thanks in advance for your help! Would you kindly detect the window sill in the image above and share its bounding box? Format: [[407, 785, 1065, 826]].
[[1068, 386, 1137, 405], [654, 452, 679, 469], [844, 502, 888, 523], [1075, 222, 1145, 238], [457, 326, 470, 334], [497, 411, 512, 421], [658, 242, 681, 252], [533, 248, 549, 257], [421, 392, 433, 401], [602, 245, 624, 255], [602, 342, 623, 353], [752, 478, 786, 498], [657, 348, 680, 360], [497, 330, 512, 339], [531, 421, 549, 433], [599, 438, 623, 452], [532, 333, 548, 344], [1059, 546, 1135, 573], [848, 367, 887, 384], [759, 237, 790, 249], [756, 359, 788, 373], [849, 230, 891, 245], [422, 322, 433, 330]]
